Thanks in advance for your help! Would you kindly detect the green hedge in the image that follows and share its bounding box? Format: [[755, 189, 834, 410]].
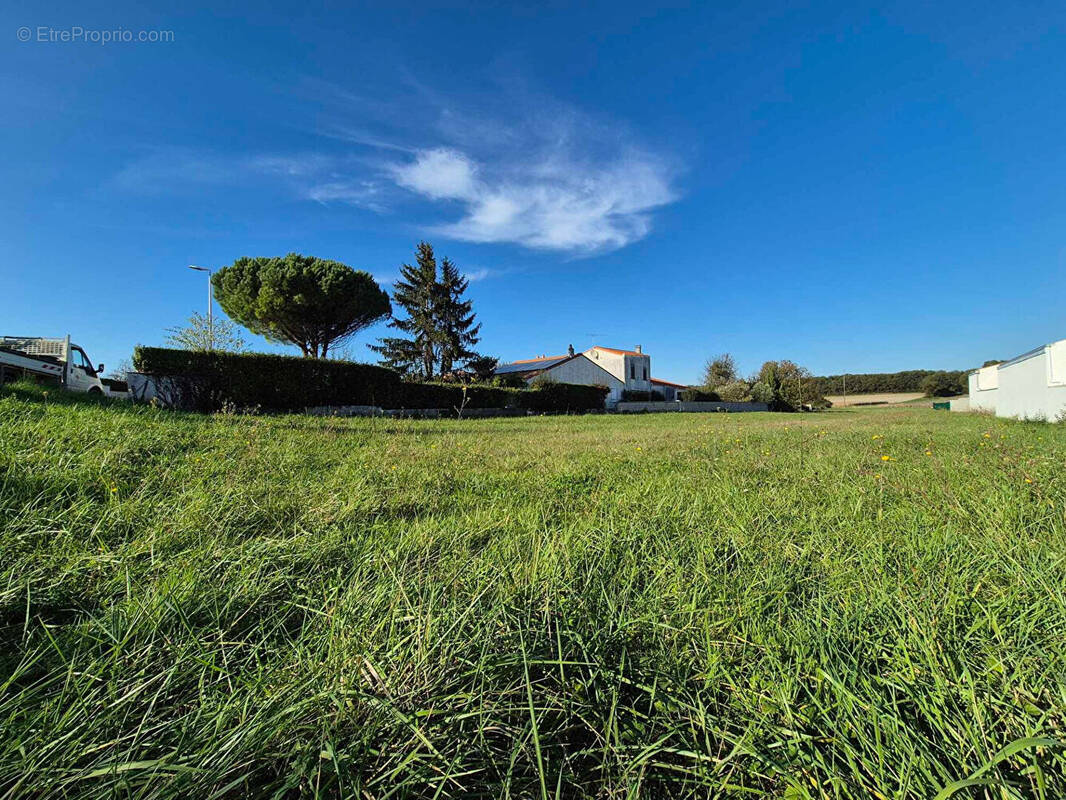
[[132, 347, 606, 413], [517, 382, 609, 413], [133, 348, 402, 410], [679, 388, 720, 402]]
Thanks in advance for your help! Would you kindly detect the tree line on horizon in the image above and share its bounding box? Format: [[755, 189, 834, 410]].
[[697, 352, 971, 403]]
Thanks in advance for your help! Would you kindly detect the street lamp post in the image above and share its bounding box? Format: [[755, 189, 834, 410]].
[[188, 265, 214, 350]]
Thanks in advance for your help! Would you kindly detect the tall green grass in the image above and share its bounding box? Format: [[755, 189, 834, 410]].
[[1, 382, 1064, 798]]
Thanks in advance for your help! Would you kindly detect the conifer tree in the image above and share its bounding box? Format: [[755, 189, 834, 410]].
[[436, 256, 482, 377], [372, 242, 487, 380], [371, 242, 439, 378]]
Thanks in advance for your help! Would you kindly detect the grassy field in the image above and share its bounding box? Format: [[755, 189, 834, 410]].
[[2, 382, 1065, 798], [825, 393, 926, 407]]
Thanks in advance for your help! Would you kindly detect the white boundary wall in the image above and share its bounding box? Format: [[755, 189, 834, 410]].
[[966, 338, 1066, 421], [968, 365, 999, 413]]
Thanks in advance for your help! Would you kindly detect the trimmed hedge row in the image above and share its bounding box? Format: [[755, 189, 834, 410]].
[[132, 347, 607, 413], [679, 388, 720, 402], [621, 389, 666, 401]]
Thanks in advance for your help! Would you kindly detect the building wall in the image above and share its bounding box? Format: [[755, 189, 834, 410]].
[[996, 347, 1066, 421], [968, 370, 998, 413], [536, 355, 624, 405], [584, 348, 652, 393]]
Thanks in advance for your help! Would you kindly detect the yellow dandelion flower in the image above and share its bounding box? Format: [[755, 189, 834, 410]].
[[1025, 478, 1033, 484], [983, 433, 991, 438], [924, 450, 932, 456], [874, 473, 882, 479], [881, 455, 892, 461]]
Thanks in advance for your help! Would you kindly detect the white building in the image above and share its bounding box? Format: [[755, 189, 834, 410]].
[[966, 338, 1066, 421], [494, 345, 685, 406], [969, 364, 999, 413]]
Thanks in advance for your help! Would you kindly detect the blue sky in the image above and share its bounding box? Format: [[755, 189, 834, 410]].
[[4, 1, 1065, 384]]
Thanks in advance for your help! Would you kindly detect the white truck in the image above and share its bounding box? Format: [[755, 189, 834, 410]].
[[0, 335, 110, 395]]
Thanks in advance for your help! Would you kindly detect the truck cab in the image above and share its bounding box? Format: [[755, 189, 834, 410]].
[[66, 345, 105, 393], [0, 336, 108, 395]]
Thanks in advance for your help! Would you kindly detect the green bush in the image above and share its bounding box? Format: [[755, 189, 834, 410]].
[[716, 380, 753, 402], [679, 388, 720, 402], [132, 347, 605, 413], [920, 371, 966, 397], [749, 381, 775, 405]]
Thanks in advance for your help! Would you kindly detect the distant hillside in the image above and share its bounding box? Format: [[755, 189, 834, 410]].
[[809, 369, 969, 396]]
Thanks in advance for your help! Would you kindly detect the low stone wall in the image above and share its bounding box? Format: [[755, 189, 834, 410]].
[[616, 401, 769, 414]]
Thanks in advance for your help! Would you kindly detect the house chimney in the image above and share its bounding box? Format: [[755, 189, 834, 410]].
[[567, 343, 575, 356], [635, 344, 642, 354]]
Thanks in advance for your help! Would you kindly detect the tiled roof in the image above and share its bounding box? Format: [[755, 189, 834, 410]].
[[494, 355, 574, 375], [511, 354, 570, 364], [650, 377, 687, 388]]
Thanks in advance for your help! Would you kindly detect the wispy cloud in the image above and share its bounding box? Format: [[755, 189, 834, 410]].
[[110, 76, 681, 255], [110, 150, 389, 212], [464, 267, 496, 282], [386, 145, 674, 253], [372, 85, 680, 254]]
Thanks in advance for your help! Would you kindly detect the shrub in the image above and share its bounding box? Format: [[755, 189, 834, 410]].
[[492, 373, 528, 389], [679, 388, 720, 402], [749, 381, 774, 405], [921, 371, 966, 397], [717, 380, 752, 402]]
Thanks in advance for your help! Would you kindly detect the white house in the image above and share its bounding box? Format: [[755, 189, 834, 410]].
[[966, 338, 1066, 421], [494, 345, 685, 406]]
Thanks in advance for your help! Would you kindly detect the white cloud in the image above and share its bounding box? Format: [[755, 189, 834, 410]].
[[419, 151, 674, 253], [464, 267, 495, 282], [110, 79, 680, 255], [382, 111, 677, 254], [306, 180, 385, 211], [389, 148, 478, 201]]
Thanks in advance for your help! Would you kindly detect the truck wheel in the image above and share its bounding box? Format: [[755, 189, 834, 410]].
[[88, 387, 103, 396]]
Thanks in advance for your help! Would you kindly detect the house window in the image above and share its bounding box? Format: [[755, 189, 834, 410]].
[[629, 363, 635, 379], [643, 366, 647, 380]]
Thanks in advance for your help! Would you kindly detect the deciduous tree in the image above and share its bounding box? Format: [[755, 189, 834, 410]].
[[165, 312, 247, 353], [702, 353, 738, 388]]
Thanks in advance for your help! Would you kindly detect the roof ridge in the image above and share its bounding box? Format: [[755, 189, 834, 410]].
[[509, 354, 570, 364]]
